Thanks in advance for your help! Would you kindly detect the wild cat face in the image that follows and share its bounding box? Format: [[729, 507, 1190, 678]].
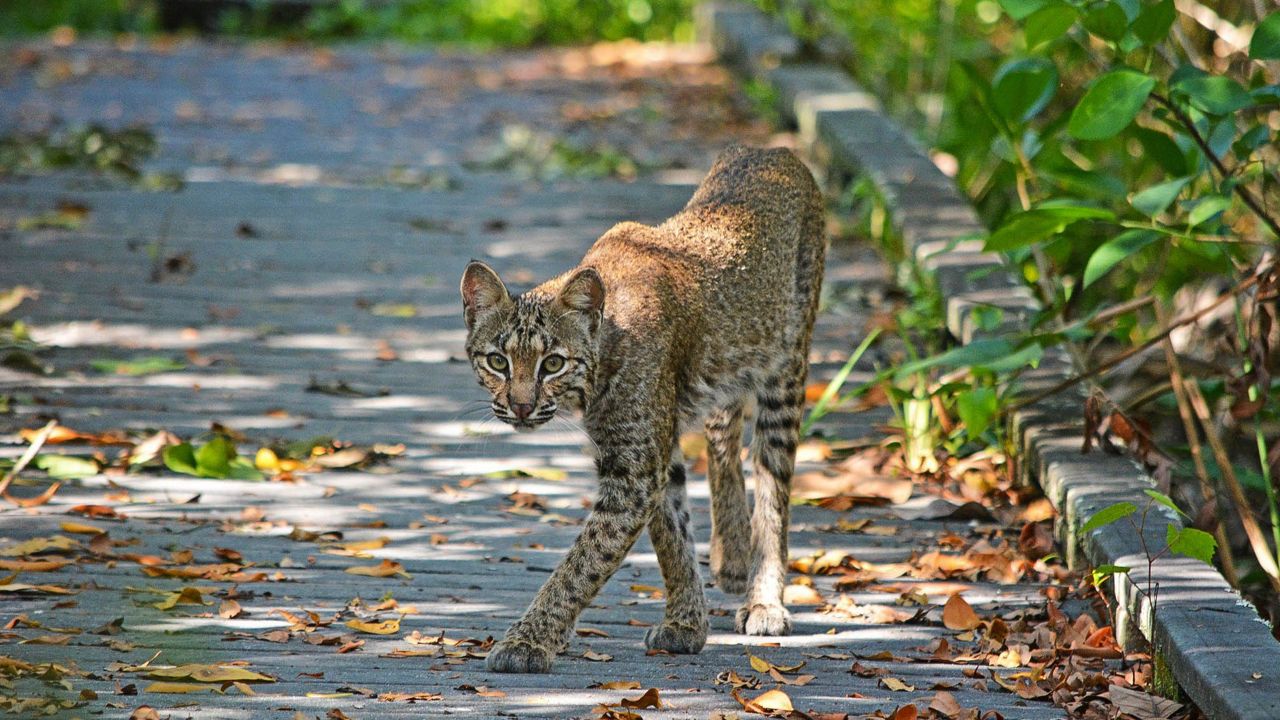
[[460, 261, 604, 431]]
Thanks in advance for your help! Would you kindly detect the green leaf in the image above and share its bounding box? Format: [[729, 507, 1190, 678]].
[[227, 457, 266, 481], [894, 338, 1041, 380], [1250, 12, 1280, 59], [1081, 501, 1138, 534], [894, 338, 1011, 378], [195, 436, 234, 478], [802, 329, 880, 435], [1068, 70, 1156, 140], [1172, 72, 1253, 115], [1186, 195, 1231, 227], [163, 443, 199, 476], [1000, 0, 1050, 20], [1082, 229, 1159, 288], [1132, 0, 1175, 45], [1235, 125, 1271, 157], [1130, 177, 1191, 217], [992, 58, 1059, 125], [980, 342, 1043, 373], [1090, 563, 1131, 586], [1133, 127, 1188, 176], [1024, 2, 1078, 49], [985, 205, 1115, 252], [1166, 525, 1217, 565], [1144, 489, 1190, 518], [90, 356, 185, 376], [1082, 2, 1129, 41], [956, 387, 999, 438], [33, 454, 100, 479]]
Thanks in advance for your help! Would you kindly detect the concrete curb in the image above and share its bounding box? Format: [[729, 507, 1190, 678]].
[[699, 3, 1280, 718]]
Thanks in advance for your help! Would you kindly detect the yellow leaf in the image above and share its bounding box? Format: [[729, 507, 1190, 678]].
[[147, 664, 275, 683], [0, 536, 76, 557], [592, 680, 642, 690], [782, 583, 825, 605], [0, 583, 76, 595], [326, 537, 390, 556], [232, 681, 256, 696], [144, 682, 215, 694], [748, 654, 771, 673], [344, 559, 410, 579], [880, 677, 916, 692], [153, 587, 210, 611], [344, 618, 400, 635], [752, 689, 794, 711], [628, 584, 663, 598], [59, 522, 104, 535], [0, 559, 70, 572], [254, 447, 280, 472]]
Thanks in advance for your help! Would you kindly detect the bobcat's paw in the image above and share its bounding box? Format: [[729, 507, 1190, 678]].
[[735, 603, 792, 636], [644, 621, 708, 654], [485, 638, 555, 674]]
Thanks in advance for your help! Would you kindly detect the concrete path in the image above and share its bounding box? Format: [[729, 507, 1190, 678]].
[[0, 38, 1069, 718]]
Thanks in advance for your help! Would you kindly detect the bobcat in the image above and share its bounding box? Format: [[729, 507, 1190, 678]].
[[460, 145, 825, 673]]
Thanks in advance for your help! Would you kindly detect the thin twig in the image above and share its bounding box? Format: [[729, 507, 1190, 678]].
[[1009, 264, 1268, 413], [1158, 307, 1239, 585], [1150, 93, 1280, 241], [0, 420, 56, 498], [1085, 295, 1155, 329], [1184, 380, 1280, 590]]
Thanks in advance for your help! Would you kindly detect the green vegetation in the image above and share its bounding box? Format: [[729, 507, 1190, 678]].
[[788, 0, 1280, 601], [0, 0, 697, 45]]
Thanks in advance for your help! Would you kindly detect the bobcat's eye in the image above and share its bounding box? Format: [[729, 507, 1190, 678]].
[[540, 354, 566, 375], [485, 353, 509, 373]]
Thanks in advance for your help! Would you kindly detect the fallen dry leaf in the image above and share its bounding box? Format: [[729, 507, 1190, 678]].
[[880, 677, 915, 692], [620, 688, 662, 709], [1108, 685, 1182, 719], [942, 593, 981, 631], [0, 536, 77, 556], [0, 559, 70, 572], [344, 559, 410, 579], [218, 599, 243, 619], [591, 680, 642, 690], [344, 618, 400, 635], [143, 682, 215, 694], [147, 664, 275, 683], [153, 587, 211, 611]]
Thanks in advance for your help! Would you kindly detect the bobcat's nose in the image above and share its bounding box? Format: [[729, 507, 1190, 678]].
[[511, 402, 535, 420]]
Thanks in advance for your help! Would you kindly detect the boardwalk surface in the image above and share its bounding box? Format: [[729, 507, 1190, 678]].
[[0, 38, 1068, 718]]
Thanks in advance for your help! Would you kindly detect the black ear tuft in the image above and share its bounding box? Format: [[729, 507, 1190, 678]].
[[461, 261, 510, 329]]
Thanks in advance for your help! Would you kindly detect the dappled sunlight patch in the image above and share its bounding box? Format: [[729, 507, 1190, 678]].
[[29, 321, 255, 348]]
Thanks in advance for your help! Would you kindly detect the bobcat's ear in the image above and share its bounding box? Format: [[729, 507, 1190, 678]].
[[461, 261, 510, 330], [556, 268, 605, 328], [557, 268, 605, 313]]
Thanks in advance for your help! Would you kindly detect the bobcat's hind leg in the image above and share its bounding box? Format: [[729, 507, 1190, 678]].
[[705, 400, 749, 594], [644, 463, 708, 654], [737, 365, 804, 636]]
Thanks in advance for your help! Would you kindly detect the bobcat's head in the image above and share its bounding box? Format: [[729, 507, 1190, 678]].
[[460, 261, 604, 431]]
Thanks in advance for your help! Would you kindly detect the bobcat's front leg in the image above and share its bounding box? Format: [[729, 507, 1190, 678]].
[[644, 463, 708, 654], [487, 451, 662, 673]]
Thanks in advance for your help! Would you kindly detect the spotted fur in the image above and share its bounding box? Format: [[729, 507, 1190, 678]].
[[460, 146, 825, 673]]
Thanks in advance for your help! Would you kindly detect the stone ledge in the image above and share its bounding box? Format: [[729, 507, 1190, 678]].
[[702, 3, 1280, 718]]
